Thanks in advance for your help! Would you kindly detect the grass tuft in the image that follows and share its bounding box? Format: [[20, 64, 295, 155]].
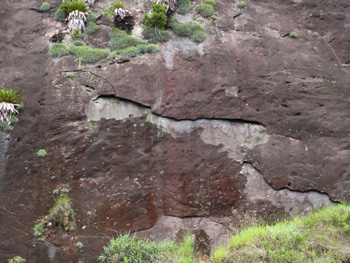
[[85, 21, 99, 34], [197, 3, 214, 18], [212, 204, 350, 263], [142, 27, 171, 43], [49, 43, 70, 57], [40, 2, 51, 12], [171, 16, 206, 43], [176, 0, 192, 14], [54, 7, 66, 21], [69, 45, 110, 63]]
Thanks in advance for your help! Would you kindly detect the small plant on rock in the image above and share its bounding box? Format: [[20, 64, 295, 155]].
[[77, 241, 84, 249], [60, 1, 89, 33], [236, 1, 246, 7], [0, 89, 22, 125], [37, 149, 47, 157], [40, 2, 51, 12], [33, 193, 76, 239], [289, 31, 299, 38], [171, 16, 206, 43], [8, 256, 26, 263], [149, 0, 178, 12], [86, 12, 97, 23]]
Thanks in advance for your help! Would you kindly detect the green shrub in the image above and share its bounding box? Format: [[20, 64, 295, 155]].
[[190, 29, 206, 42], [72, 29, 84, 40], [171, 17, 206, 43], [49, 43, 69, 57], [137, 44, 159, 53], [37, 149, 47, 157], [197, 3, 213, 17], [289, 31, 299, 38], [86, 12, 97, 23], [236, 1, 246, 7], [109, 28, 128, 38], [142, 27, 171, 43], [40, 2, 51, 12], [176, 0, 192, 14], [103, 1, 125, 19], [72, 40, 85, 46], [141, 4, 167, 30], [110, 35, 146, 50], [69, 45, 110, 63], [8, 256, 26, 263], [33, 195, 76, 238], [67, 72, 75, 78], [114, 46, 141, 57], [85, 22, 99, 34], [59, 0, 88, 13], [54, 7, 66, 21], [204, 0, 216, 6]]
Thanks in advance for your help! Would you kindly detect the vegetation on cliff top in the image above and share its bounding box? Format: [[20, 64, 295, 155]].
[[212, 204, 350, 263], [98, 204, 350, 263]]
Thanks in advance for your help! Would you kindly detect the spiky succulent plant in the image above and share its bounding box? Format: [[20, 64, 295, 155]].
[[0, 89, 22, 124], [67, 10, 87, 32]]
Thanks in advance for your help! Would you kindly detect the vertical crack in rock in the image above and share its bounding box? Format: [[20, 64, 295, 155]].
[[241, 163, 334, 215], [0, 132, 10, 192], [86, 96, 267, 162]]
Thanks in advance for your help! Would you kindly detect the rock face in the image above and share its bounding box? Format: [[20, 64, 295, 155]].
[[0, 0, 349, 262]]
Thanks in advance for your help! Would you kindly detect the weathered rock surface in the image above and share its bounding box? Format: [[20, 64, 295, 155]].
[[0, 0, 349, 262]]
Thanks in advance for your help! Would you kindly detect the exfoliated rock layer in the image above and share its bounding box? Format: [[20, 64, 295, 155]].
[[0, 0, 349, 261]]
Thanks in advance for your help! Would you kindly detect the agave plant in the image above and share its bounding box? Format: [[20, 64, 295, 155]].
[[62, 0, 96, 6], [149, 0, 177, 12], [0, 89, 22, 124], [115, 7, 132, 19]]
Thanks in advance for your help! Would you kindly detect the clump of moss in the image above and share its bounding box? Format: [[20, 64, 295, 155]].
[[49, 43, 70, 57], [176, 0, 192, 14], [40, 2, 51, 12], [69, 45, 110, 63], [54, 7, 66, 21], [204, 0, 216, 6], [171, 16, 206, 43], [197, 3, 214, 17], [85, 22, 99, 34], [33, 192, 76, 239]]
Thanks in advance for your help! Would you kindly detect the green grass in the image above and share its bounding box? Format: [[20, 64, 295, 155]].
[[176, 0, 192, 14], [197, 3, 214, 18], [69, 45, 110, 63], [86, 12, 97, 23], [99, 233, 195, 263], [7, 256, 26, 263], [33, 195, 76, 238], [142, 27, 171, 43], [171, 17, 207, 43], [212, 204, 350, 263], [40, 2, 51, 12], [49, 43, 70, 57], [85, 22, 99, 34], [289, 31, 299, 38], [110, 35, 146, 50], [204, 0, 216, 6], [54, 7, 66, 21], [236, 1, 246, 8]]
